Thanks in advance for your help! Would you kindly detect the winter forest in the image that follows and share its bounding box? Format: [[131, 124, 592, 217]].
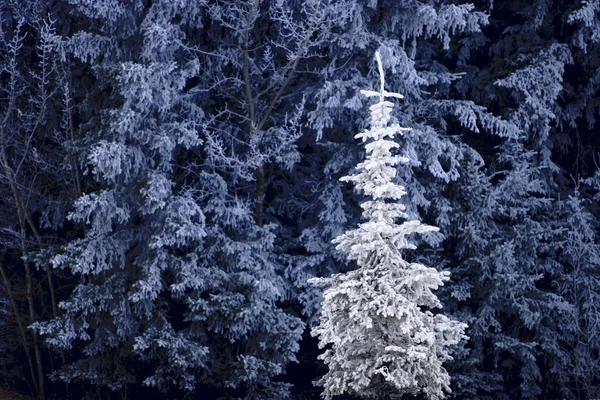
[[1, 0, 600, 399]]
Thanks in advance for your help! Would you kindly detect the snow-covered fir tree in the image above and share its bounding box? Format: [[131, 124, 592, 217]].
[[32, 1, 304, 398], [443, 1, 600, 397], [311, 52, 468, 400]]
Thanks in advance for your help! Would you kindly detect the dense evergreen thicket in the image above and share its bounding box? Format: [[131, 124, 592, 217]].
[[0, 0, 599, 399]]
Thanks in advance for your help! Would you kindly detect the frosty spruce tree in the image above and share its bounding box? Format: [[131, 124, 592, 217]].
[[310, 52, 468, 400]]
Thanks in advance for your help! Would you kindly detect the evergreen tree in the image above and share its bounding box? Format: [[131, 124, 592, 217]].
[[311, 52, 467, 400], [442, 1, 600, 397], [34, 1, 304, 398]]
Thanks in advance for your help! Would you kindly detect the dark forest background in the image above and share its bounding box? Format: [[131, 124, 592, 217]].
[[0, 0, 599, 399]]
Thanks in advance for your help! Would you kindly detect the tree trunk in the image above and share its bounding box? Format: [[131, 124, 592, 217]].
[[21, 236, 45, 399], [0, 262, 39, 395], [254, 164, 265, 226]]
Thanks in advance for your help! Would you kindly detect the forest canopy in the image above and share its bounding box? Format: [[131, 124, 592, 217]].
[[0, 1, 599, 399]]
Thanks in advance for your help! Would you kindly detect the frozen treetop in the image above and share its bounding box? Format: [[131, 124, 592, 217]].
[[338, 51, 440, 266], [342, 52, 413, 206], [358, 52, 409, 135]]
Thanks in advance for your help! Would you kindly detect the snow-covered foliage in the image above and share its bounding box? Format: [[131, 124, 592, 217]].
[[0, 0, 598, 399], [288, 0, 506, 328], [559, 186, 600, 398], [441, 2, 600, 397], [33, 1, 303, 397], [311, 52, 467, 400]]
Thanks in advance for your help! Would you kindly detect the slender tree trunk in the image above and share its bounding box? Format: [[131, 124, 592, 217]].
[[0, 261, 39, 395], [14, 196, 58, 323], [254, 164, 265, 226], [1, 138, 46, 399], [2, 111, 64, 396], [66, 83, 82, 198], [0, 44, 54, 399], [20, 236, 45, 399]]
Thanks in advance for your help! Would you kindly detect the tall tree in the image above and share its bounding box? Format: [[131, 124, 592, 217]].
[[311, 52, 467, 400], [34, 1, 306, 398], [440, 1, 600, 397]]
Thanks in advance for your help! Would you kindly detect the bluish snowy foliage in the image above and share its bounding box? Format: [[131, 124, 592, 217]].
[[0, 0, 597, 399]]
